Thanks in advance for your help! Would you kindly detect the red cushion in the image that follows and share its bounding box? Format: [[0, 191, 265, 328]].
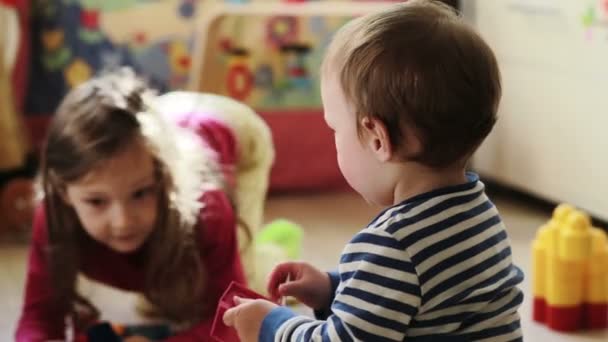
[[259, 110, 348, 192]]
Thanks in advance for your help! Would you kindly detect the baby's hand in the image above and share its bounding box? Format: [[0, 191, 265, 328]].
[[267, 261, 332, 310], [223, 297, 277, 342]]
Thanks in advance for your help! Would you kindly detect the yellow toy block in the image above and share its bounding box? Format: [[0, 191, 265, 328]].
[[532, 204, 608, 331], [586, 228, 608, 304]]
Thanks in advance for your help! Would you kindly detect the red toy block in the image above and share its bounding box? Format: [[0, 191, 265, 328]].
[[583, 303, 608, 329], [533, 297, 546, 323], [211, 281, 277, 342], [546, 305, 583, 331]]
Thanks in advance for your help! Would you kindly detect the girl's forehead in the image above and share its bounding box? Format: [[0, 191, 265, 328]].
[[72, 142, 156, 189]]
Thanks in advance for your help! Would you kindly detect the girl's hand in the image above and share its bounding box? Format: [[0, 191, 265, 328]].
[[267, 261, 332, 310], [223, 297, 278, 342]]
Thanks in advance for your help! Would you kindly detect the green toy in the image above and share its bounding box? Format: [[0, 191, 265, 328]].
[[250, 219, 303, 294], [255, 219, 303, 260]]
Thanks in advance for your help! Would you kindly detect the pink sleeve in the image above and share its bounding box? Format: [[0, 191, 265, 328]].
[[166, 190, 246, 342], [15, 206, 66, 342], [173, 112, 238, 185]]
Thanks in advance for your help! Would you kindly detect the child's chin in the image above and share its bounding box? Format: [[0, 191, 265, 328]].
[[109, 239, 145, 254]]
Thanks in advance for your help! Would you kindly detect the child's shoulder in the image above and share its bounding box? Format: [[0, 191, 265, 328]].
[[194, 189, 237, 245], [366, 177, 497, 243], [199, 189, 234, 220]]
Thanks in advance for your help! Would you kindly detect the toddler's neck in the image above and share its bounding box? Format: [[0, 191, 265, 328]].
[[392, 162, 468, 206]]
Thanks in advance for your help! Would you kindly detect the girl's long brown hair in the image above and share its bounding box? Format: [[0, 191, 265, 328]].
[[40, 69, 222, 327]]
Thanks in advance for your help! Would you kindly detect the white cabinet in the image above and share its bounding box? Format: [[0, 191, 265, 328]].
[[466, 0, 608, 220]]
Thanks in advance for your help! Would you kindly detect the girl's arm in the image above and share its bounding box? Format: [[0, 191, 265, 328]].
[[166, 189, 246, 342], [15, 206, 66, 342], [167, 111, 245, 341]]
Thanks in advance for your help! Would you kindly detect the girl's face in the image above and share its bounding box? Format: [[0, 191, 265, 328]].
[[63, 140, 159, 253]]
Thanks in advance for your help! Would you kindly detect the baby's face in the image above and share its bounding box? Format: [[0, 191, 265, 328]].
[[321, 71, 393, 206], [63, 140, 159, 253]]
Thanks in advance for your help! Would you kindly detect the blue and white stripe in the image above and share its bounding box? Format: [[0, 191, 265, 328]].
[[262, 173, 524, 342]]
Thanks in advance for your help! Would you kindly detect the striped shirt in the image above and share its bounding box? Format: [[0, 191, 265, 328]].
[[261, 173, 524, 341]]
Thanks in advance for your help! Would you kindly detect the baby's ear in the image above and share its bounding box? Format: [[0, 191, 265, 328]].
[[361, 117, 393, 162]]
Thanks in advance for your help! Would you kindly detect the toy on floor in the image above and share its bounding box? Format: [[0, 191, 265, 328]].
[[74, 219, 302, 341], [256, 219, 303, 260], [211, 281, 278, 342], [532, 203, 608, 331], [78, 322, 172, 341], [251, 219, 303, 294]]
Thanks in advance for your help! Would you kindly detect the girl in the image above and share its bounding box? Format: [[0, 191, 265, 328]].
[[15, 68, 274, 341]]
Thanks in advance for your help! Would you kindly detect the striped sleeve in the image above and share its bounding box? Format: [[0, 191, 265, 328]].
[[313, 271, 341, 320], [260, 231, 421, 342]]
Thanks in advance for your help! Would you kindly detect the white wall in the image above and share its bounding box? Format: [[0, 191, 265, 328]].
[[467, 0, 608, 220]]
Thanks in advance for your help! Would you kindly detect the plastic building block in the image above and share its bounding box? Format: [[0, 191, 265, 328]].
[[211, 281, 277, 342], [532, 204, 608, 331]]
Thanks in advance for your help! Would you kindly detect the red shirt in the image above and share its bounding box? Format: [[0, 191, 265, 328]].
[[15, 115, 246, 341]]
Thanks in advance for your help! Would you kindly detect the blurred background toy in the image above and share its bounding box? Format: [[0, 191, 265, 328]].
[[251, 219, 303, 294], [0, 177, 35, 235], [0, 0, 29, 172], [532, 204, 608, 331], [0, 0, 35, 242]]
